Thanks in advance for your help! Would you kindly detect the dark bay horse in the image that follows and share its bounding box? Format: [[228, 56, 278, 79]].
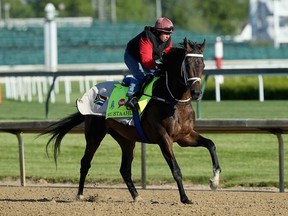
[[43, 38, 221, 204]]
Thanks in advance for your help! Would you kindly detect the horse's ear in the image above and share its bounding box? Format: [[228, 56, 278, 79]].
[[183, 37, 192, 51], [183, 37, 188, 48], [199, 39, 206, 52]]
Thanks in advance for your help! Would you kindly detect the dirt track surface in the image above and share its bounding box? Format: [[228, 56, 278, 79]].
[[0, 183, 287, 216]]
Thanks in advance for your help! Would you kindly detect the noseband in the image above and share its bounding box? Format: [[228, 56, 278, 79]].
[[181, 53, 203, 86]]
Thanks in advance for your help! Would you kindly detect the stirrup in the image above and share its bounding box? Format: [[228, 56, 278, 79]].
[[125, 97, 139, 110]]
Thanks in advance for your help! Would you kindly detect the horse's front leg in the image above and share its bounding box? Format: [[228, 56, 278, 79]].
[[180, 133, 221, 190], [158, 141, 192, 204], [197, 135, 221, 190], [204, 137, 221, 190]]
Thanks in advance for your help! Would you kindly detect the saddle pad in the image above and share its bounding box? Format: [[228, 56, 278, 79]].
[[106, 77, 158, 118], [77, 82, 117, 116], [106, 84, 133, 118]]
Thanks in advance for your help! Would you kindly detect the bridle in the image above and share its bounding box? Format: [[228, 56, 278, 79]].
[[166, 53, 203, 103], [181, 53, 203, 86]]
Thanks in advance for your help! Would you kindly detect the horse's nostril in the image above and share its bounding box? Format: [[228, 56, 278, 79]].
[[192, 89, 202, 95], [191, 89, 202, 100]]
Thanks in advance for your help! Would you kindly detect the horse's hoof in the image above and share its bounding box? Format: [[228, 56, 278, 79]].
[[182, 199, 193, 205], [134, 195, 144, 203], [76, 194, 84, 201], [209, 179, 218, 191], [181, 196, 193, 204]]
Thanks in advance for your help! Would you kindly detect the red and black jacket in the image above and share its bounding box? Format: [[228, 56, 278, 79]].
[[126, 26, 172, 69]]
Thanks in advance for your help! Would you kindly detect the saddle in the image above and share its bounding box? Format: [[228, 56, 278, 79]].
[[122, 74, 155, 110], [122, 74, 155, 97]]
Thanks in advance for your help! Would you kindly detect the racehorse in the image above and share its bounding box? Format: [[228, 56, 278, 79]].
[[42, 38, 221, 204]]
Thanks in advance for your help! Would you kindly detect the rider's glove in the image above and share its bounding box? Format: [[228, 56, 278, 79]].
[[155, 63, 164, 75]]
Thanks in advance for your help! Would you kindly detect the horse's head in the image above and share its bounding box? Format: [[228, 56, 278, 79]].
[[181, 38, 206, 100], [160, 38, 206, 103]]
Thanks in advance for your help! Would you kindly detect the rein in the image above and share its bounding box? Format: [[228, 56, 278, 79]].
[[144, 52, 204, 105], [165, 71, 191, 103]]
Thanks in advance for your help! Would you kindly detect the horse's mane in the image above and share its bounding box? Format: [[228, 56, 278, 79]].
[[161, 47, 183, 66], [179, 39, 200, 51], [162, 39, 201, 64]]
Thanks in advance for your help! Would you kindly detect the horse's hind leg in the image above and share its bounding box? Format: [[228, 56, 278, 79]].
[[76, 116, 107, 200], [109, 130, 140, 202]]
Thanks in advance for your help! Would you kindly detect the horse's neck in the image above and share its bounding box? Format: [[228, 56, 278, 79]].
[[156, 51, 188, 101], [172, 86, 191, 102], [155, 71, 190, 103]]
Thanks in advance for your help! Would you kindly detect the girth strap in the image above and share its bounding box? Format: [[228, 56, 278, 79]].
[[132, 110, 149, 143]]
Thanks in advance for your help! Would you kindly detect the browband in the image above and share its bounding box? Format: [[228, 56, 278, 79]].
[[186, 53, 203, 58]]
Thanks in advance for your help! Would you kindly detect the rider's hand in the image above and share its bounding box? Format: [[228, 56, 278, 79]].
[[156, 63, 164, 73], [155, 58, 163, 65]]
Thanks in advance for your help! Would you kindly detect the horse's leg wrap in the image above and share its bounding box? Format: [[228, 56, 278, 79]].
[[209, 168, 220, 190]]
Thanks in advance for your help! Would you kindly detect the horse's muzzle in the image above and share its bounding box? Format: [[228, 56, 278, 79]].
[[191, 89, 202, 100]]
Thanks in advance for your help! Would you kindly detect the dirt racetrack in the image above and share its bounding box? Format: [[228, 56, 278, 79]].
[[0, 182, 287, 216]]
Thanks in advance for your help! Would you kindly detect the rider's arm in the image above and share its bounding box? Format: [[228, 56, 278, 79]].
[[139, 37, 157, 69]]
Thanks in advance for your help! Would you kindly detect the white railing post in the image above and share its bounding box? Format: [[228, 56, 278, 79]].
[[258, 75, 264, 102], [214, 37, 224, 102], [44, 3, 58, 103], [44, 3, 58, 72]]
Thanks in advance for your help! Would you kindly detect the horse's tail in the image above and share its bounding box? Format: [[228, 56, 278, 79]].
[[40, 112, 84, 166]]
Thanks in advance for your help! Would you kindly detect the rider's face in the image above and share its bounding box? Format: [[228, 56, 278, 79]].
[[159, 32, 171, 42]]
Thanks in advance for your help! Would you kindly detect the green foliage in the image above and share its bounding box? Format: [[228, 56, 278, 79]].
[[4, 0, 249, 35], [203, 76, 288, 100], [1, 0, 34, 18], [196, 0, 249, 34], [28, 0, 93, 17], [116, 0, 155, 23], [198, 100, 288, 119], [162, 0, 201, 31]]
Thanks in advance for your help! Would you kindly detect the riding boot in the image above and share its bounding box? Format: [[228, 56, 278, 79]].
[[125, 96, 139, 110], [125, 79, 140, 110]]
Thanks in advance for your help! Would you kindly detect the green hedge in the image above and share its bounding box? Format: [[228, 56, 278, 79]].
[[202, 76, 288, 100]]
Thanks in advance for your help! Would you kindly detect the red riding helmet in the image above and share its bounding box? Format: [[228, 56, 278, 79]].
[[154, 17, 174, 33]]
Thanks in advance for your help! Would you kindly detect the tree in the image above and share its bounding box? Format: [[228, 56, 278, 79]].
[[3, 0, 249, 35], [162, 0, 207, 32], [195, 0, 249, 35], [115, 0, 154, 23], [27, 0, 93, 17], [1, 0, 34, 18]]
